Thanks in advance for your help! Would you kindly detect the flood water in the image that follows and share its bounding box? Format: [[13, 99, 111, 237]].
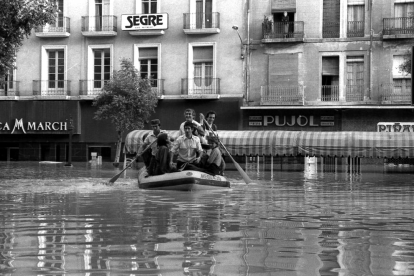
[[0, 161, 413, 276]]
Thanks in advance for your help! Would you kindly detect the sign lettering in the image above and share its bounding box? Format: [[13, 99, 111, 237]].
[[122, 13, 168, 30], [377, 122, 414, 132], [250, 115, 335, 128], [0, 118, 69, 133]]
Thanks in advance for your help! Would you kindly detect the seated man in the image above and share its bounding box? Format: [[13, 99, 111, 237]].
[[203, 135, 224, 176], [171, 121, 203, 171]]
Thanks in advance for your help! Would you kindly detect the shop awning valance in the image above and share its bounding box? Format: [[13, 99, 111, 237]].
[[124, 130, 414, 158]]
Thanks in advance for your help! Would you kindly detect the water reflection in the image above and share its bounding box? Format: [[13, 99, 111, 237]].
[[0, 162, 414, 275]]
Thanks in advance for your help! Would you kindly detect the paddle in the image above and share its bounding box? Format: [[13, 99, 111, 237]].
[[203, 119, 254, 184], [107, 139, 157, 185]]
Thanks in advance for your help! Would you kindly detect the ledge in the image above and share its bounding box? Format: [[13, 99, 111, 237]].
[[81, 31, 117, 37], [35, 32, 70, 38], [262, 37, 304, 43], [183, 28, 220, 35], [129, 30, 165, 36], [383, 34, 414, 39], [241, 105, 414, 109]]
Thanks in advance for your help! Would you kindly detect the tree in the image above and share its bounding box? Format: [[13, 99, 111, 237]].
[[0, 0, 58, 78], [398, 50, 411, 75], [93, 58, 158, 166]]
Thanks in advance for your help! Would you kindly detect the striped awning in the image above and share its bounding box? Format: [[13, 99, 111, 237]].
[[124, 130, 414, 158]]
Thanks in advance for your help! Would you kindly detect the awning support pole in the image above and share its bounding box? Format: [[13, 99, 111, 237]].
[[271, 155, 274, 180]]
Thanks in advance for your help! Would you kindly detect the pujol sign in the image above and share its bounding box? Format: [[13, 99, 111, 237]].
[[121, 13, 168, 30], [0, 118, 68, 134], [248, 115, 335, 127]]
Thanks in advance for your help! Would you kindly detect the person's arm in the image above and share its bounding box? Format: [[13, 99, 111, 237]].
[[192, 120, 205, 136]]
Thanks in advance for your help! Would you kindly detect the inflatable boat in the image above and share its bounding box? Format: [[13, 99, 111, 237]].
[[137, 167, 230, 191]]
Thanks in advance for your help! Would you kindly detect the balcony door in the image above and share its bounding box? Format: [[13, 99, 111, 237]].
[[347, 4, 364, 37], [93, 49, 110, 93], [48, 50, 64, 95], [323, 0, 340, 38], [322, 56, 339, 101], [142, 0, 157, 14], [395, 3, 414, 30], [196, 0, 212, 28], [0, 70, 14, 96], [346, 57, 364, 101], [139, 47, 159, 94], [95, 0, 110, 31], [273, 12, 295, 38], [192, 46, 213, 94]]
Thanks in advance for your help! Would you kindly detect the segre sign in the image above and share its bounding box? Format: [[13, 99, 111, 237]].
[[121, 13, 168, 30]]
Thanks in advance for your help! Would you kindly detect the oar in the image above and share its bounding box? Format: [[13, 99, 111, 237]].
[[203, 119, 254, 184], [107, 139, 157, 185]]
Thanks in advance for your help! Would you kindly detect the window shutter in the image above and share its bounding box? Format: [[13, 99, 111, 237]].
[[272, 0, 296, 12], [322, 57, 339, 76], [139, 48, 157, 59], [268, 53, 299, 86], [193, 46, 213, 63]]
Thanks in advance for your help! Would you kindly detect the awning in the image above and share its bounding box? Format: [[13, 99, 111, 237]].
[[124, 130, 414, 158]]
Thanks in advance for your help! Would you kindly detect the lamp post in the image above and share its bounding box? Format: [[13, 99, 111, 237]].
[[64, 115, 74, 167], [232, 25, 244, 59], [232, 25, 250, 104]]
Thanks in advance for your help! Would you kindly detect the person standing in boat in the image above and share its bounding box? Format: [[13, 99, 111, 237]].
[[179, 108, 206, 143], [171, 121, 203, 171], [138, 119, 167, 176]]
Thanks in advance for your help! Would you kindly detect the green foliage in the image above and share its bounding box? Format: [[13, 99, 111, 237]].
[[0, 0, 58, 77], [398, 50, 411, 75], [92, 58, 158, 133]]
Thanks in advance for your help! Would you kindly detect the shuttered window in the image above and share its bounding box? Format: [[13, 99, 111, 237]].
[[193, 46, 213, 63], [272, 0, 296, 12], [268, 53, 299, 86], [323, 0, 340, 38], [322, 56, 339, 76]]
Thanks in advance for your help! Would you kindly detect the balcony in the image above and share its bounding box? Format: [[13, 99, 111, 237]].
[[33, 80, 71, 97], [321, 85, 339, 101], [35, 17, 70, 37], [347, 21, 364, 37], [345, 85, 364, 102], [183, 13, 220, 34], [380, 83, 411, 104], [181, 78, 220, 99], [148, 79, 165, 98], [323, 22, 340, 38], [81, 16, 117, 36], [262, 21, 304, 43], [383, 17, 414, 39], [260, 85, 304, 105], [79, 80, 109, 97], [0, 81, 20, 97]]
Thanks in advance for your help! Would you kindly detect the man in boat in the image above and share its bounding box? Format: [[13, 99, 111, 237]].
[[153, 133, 176, 175], [171, 121, 203, 171], [179, 108, 206, 143], [200, 110, 217, 138], [138, 119, 167, 175]]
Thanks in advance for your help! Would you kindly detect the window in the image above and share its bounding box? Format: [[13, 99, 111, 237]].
[[0, 70, 15, 96], [142, 0, 157, 13], [392, 55, 411, 100], [135, 44, 161, 95], [196, 0, 212, 28], [346, 56, 364, 101], [48, 50, 64, 90], [322, 56, 340, 101], [93, 48, 111, 88], [95, 0, 110, 31], [323, 0, 340, 38], [189, 44, 217, 94], [395, 3, 414, 17], [347, 3, 364, 37], [273, 12, 295, 38]]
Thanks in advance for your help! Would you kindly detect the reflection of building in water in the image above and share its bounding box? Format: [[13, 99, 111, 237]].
[[0, 223, 15, 272], [37, 220, 66, 271]]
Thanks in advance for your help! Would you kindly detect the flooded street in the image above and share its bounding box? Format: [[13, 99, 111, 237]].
[[0, 162, 413, 276]]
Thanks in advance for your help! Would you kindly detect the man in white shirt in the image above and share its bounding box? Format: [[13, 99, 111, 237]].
[[171, 121, 203, 170], [179, 108, 205, 143], [139, 119, 167, 175]]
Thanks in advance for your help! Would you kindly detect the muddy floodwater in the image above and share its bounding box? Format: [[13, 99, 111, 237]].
[[0, 161, 413, 276]]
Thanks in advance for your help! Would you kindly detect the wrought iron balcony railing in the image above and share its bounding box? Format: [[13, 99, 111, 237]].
[[262, 21, 304, 39], [380, 83, 411, 103], [260, 85, 304, 105], [33, 80, 71, 96], [35, 17, 70, 33], [321, 85, 339, 101], [345, 85, 364, 101], [383, 17, 414, 35], [183, 12, 220, 29], [147, 79, 164, 97], [79, 80, 109, 96], [323, 22, 340, 38], [181, 78, 220, 95], [347, 21, 364, 37], [0, 81, 20, 96], [81, 16, 117, 32]]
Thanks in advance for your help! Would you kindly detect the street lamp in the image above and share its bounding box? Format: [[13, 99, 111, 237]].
[[232, 25, 244, 59], [64, 115, 74, 167]]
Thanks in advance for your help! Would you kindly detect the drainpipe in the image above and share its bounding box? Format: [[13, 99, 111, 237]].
[[368, 0, 373, 100], [246, 0, 251, 104]]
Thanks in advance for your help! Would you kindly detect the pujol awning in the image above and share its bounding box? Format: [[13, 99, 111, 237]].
[[124, 130, 414, 158]]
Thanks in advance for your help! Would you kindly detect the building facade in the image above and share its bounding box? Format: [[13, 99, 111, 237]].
[[0, 0, 245, 161]]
